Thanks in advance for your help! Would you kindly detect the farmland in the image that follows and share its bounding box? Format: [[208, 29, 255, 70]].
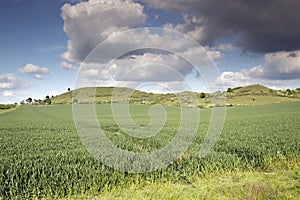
[[0, 102, 299, 199]]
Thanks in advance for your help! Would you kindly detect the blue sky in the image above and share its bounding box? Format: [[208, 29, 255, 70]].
[[1, 0, 300, 103]]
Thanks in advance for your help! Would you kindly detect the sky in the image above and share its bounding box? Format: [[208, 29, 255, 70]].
[[1, 0, 300, 104]]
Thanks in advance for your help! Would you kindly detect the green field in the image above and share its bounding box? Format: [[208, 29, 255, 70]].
[[50, 85, 300, 107], [0, 102, 299, 199]]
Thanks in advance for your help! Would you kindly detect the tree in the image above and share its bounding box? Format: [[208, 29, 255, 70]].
[[46, 95, 50, 99], [44, 98, 51, 105], [68, 88, 71, 92], [20, 100, 25, 105], [227, 88, 233, 93], [200, 92, 206, 98], [26, 97, 32, 104]]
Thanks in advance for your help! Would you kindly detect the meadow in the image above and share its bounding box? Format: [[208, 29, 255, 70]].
[[0, 102, 299, 199]]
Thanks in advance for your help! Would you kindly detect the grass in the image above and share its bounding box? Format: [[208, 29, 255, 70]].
[[86, 165, 300, 200], [51, 85, 300, 107], [0, 105, 18, 115], [0, 102, 299, 199]]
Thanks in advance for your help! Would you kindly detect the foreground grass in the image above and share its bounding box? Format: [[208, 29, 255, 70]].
[[0, 103, 299, 199], [67, 162, 300, 200]]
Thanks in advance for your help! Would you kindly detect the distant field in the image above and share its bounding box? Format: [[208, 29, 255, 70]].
[[0, 102, 299, 199]]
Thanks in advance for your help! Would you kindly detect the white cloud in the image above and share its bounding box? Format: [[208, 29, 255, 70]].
[[68, 26, 221, 93], [60, 1, 223, 92], [0, 74, 31, 101], [101, 53, 194, 82], [164, 15, 206, 42], [19, 63, 49, 74], [61, 61, 77, 70], [207, 50, 221, 60], [212, 71, 253, 88], [0, 74, 27, 89], [211, 50, 300, 89], [212, 70, 293, 90], [218, 44, 234, 52], [76, 43, 218, 86], [60, 0, 146, 63], [145, 81, 192, 93], [263, 51, 300, 79], [2, 90, 15, 97], [34, 74, 43, 79]]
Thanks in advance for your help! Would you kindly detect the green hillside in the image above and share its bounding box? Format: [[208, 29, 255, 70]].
[[231, 84, 271, 93], [50, 84, 300, 107], [226, 84, 300, 106]]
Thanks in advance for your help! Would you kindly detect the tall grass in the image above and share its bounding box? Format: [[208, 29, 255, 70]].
[[0, 102, 299, 198]]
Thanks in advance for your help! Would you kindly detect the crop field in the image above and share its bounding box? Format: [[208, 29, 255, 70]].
[[0, 102, 299, 199]]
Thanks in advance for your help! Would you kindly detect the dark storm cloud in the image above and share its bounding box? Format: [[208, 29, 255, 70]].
[[142, 0, 300, 53]]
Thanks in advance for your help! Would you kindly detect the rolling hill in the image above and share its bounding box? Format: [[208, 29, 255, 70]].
[[50, 84, 300, 107]]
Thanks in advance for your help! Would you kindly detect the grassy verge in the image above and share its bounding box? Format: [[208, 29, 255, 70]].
[[0, 105, 19, 115], [69, 162, 299, 200]]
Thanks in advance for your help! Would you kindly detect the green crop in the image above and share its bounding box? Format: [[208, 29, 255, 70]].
[[0, 102, 299, 198]]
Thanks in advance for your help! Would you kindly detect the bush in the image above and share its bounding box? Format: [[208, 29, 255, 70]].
[[43, 98, 52, 105], [227, 88, 233, 93], [200, 92, 206, 98]]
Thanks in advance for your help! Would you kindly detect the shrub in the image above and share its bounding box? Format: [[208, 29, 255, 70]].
[[200, 92, 206, 98], [227, 88, 233, 93]]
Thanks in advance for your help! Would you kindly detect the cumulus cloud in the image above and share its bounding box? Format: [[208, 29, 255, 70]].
[[263, 51, 300, 80], [0, 74, 30, 98], [19, 63, 49, 74], [212, 70, 292, 89], [218, 44, 234, 52], [0, 74, 25, 89], [61, 61, 77, 70], [142, 0, 300, 53], [69, 26, 221, 92], [164, 15, 207, 42], [207, 50, 221, 60], [60, 0, 146, 63], [76, 47, 219, 92], [103, 53, 194, 82], [78, 52, 194, 85], [212, 51, 300, 88], [60, 0, 223, 92]]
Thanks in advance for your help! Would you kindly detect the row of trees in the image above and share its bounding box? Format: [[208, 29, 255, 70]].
[[20, 88, 72, 105], [21, 96, 52, 105]]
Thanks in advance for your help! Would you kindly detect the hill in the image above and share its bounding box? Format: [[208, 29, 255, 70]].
[[50, 84, 300, 107], [226, 84, 300, 106], [52, 87, 182, 106], [231, 84, 271, 93]]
